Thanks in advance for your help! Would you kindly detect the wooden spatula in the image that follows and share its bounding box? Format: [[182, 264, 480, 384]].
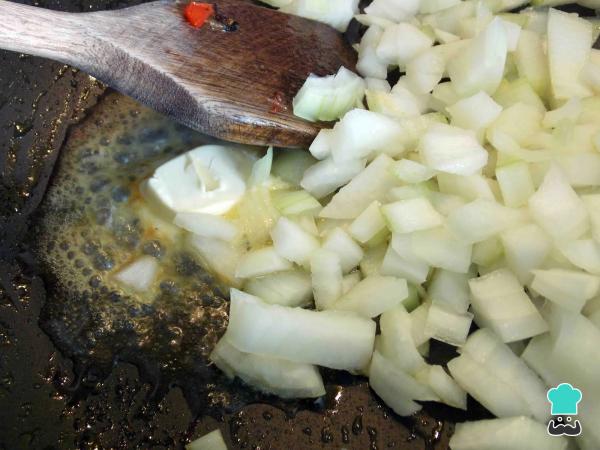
[[0, 0, 356, 147]]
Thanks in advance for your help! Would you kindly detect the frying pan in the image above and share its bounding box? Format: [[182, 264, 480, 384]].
[[1, 0, 571, 448]]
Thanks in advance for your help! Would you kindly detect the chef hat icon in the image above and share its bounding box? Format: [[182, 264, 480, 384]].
[[547, 383, 582, 415]]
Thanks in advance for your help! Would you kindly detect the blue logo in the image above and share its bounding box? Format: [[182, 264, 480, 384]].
[[546, 383, 583, 437]]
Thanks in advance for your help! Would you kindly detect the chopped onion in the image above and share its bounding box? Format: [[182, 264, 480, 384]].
[[320, 154, 397, 219], [376, 23, 434, 66], [528, 165, 589, 241], [189, 235, 243, 287], [235, 246, 293, 279], [271, 217, 320, 266], [419, 123, 488, 175], [461, 328, 549, 422], [468, 268, 548, 342], [422, 365, 467, 409], [425, 303, 473, 346], [271, 190, 321, 216], [448, 352, 532, 417], [226, 289, 376, 371], [330, 110, 406, 162], [280, 0, 359, 32], [547, 8, 593, 99], [447, 91, 503, 133], [381, 197, 444, 233], [447, 199, 527, 244], [411, 226, 473, 273], [495, 162, 535, 208], [447, 18, 508, 96], [210, 338, 325, 398], [322, 227, 364, 273], [301, 156, 366, 199], [186, 429, 228, 450], [500, 223, 551, 284], [334, 275, 408, 317], [293, 67, 365, 122], [244, 270, 313, 307], [449, 416, 569, 450], [368, 351, 427, 416], [428, 269, 471, 313], [531, 268, 600, 312], [174, 212, 238, 241], [390, 159, 435, 184], [114, 256, 159, 292], [383, 235, 430, 284], [310, 248, 344, 310], [379, 306, 427, 374], [349, 201, 387, 244]]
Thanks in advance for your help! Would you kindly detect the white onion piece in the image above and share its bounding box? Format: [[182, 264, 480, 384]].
[[320, 154, 397, 219], [342, 271, 362, 294], [235, 247, 293, 279], [462, 329, 549, 422], [495, 162, 535, 208], [322, 227, 364, 273], [468, 269, 548, 342], [188, 235, 243, 287], [447, 199, 527, 244], [531, 269, 600, 312], [515, 29, 550, 97], [383, 235, 430, 284], [449, 416, 569, 450], [365, 0, 420, 22], [280, 0, 359, 32], [310, 249, 344, 310], [390, 159, 435, 184], [410, 302, 431, 347], [422, 365, 467, 410], [226, 289, 376, 371], [547, 8, 593, 100], [528, 165, 589, 241], [447, 91, 503, 132], [293, 67, 366, 122], [186, 429, 228, 450], [271, 217, 320, 266], [558, 239, 600, 274], [368, 352, 425, 416], [381, 197, 444, 233], [419, 123, 488, 175], [330, 110, 405, 162], [425, 303, 473, 346], [436, 173, 495, 201], [447, 18, 508, 96], [448, 353, 532, 417], [174, 212, 238, 242], [114, 256, 159, 292], [334, 275, 407, 317], [405, 48, 446, 94], [210, 338, 325, 398], [379, 306, 427, 374], [376, 23, 434, 66], [349, 201, 387, 244], [244, 270, 313, 307], [428, 269, 470, 313], [308, 129, 332, 160], [500, 223, 551, 285], [411, 226, 473, 273], [301, 157, 366, 199]]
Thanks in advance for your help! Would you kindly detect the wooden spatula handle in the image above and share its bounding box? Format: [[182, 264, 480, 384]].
[[0, 0, 95, 65]]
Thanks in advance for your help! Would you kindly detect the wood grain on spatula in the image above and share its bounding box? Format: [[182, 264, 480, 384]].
[[0, 0, 356, 147]]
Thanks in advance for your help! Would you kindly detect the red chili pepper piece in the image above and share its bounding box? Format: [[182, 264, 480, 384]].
[[184, 2, 215, 28]]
